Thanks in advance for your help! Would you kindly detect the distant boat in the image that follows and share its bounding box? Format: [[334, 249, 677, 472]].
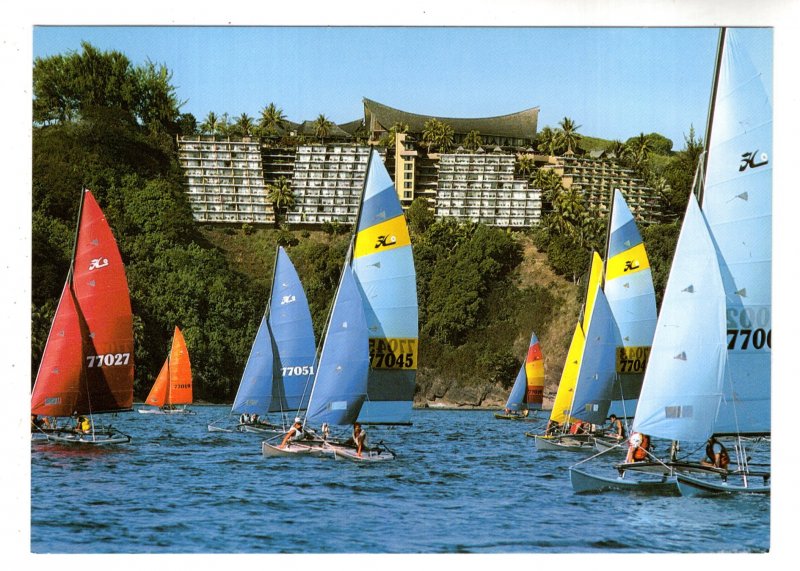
[[31, 189, 134, 445], [495, 331, 544, 421], [571, 28, 772, 496], [351, 149, 418, 425], [208, 246, 316, 433], [139, 326, 194, 415]]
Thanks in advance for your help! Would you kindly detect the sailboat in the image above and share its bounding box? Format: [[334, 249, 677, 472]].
[[570, 28, 771, 495], [30, 189, 134, 445], [495, 331, 544, 421], [208, 246, 317, 433], [535, 189, 657, 452], [261, 240, 395, 462], [351, 148, 418, 425], [139, 326, 194, 415]]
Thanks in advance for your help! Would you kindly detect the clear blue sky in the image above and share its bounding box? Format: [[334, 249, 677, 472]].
[[31, 26, 772, 149]]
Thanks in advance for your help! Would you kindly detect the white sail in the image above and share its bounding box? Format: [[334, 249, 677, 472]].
[[700, 28, 772, 435], [632, 196, 727, 442]]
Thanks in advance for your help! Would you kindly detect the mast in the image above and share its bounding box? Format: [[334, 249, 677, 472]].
[[697, 27, 726, 205], [350, 145, 375, 267]]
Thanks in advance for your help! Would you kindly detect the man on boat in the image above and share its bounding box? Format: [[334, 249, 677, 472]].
[[625, 432, 650, 463], [702, 436, 730, 470], [350, 422, 367, 457], [279, 418, 307, 448], [607, 414, 626, 440], [74, 415, 91, 434]]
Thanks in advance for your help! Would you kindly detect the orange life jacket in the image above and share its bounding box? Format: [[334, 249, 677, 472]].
[[632, 434, 650, 461]]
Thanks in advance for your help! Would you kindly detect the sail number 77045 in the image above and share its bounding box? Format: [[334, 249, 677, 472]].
[[369, 338, 418, 370]]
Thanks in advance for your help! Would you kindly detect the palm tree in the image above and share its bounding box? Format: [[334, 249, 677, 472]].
[[536, 126, 557, 156], [259, 102, 287, 136], [234, 113, 255, 137], [556, 117, 582, 155], [422, 118, 453, 153], [379, 121, 409, 149], [628, 132, 652, 172], [200, 111, 219, 135], [313, 114, 333, 143], [515, 153, 536, 179], [267, 176, 295, 228], [463, 130, 482, 152], [607, 139, 626, 161]]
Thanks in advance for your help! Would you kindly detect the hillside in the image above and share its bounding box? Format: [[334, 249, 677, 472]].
[[201, 225, 581, 410]]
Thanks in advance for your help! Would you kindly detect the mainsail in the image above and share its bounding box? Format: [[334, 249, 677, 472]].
[[699, 28, 772, 436], [31, 189, 135, 417], [547, 252, 603, 425], [505, 331, 545, 411], [305, 249, 370, 426], [232, 246, 316, 415], [351, 148, 418, 424], [604, 189, 657, 417], [146, 326, 192, 407], [632, 196, 728, 442]]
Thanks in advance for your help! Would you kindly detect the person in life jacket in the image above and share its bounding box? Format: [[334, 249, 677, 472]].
[[702, 436, 730, 470], [74, 415, 91, 434], [625, 432, 650, 463], [350, 422, 367, 457], [279, 418, 307, 448]]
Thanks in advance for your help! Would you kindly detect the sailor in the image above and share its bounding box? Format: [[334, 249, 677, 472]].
[[702, 436, 730, 470], [239, 413, 247, 425], [279, 418, 306, 448], [608, 414, 626, 440], [625, 432, 650, 463], [75, 415, 91, 433], [351, 422, 367, 457]]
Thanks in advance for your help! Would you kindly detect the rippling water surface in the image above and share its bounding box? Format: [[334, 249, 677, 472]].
[[31, 407, 770, 553]]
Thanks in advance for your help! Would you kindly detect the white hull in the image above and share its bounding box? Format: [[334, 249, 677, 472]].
[[676, 473, 770, 496], [328, 443, 396, 462], [31, 428, 130, 445], [138, 407, 195, 415], [261, 439, 330, 458], [569, 467, 678, 495], [237, 423, 284, 436], [534, 434, 596, 452]]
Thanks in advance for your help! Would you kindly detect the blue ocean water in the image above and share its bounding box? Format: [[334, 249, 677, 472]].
[[30, 407, 770, 553]]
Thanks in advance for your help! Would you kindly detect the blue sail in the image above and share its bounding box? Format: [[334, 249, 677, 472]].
[[604, 189, 658, 418], [352, 148, 418, 424], [570, 285, 623, 425], [268, 246, 317, 412], [305, 263, 370, 426], [505, 366, 527, 411], [632, 196, 728, 442], [232, 247, 316, 415], [700, 28, 772, 435], [232, 315, 274, 414]]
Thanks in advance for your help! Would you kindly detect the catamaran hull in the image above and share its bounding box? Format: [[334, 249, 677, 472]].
[[593, 437, 627, 453], [328, 444, 396, 462], [138, 408, 195, 415], [261, 440, 329, 457], [534, 434, 596, 452], [237, 424, 284, 436], [493, 413, 539, 422], [676, 474, 771, 496], [32, 429, 130, 445], [569, 467, 678, 495]]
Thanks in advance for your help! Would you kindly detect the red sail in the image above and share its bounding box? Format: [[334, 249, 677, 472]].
[[31, 189, 135, 416], [167, 327, 193, 405], [145, 358, 170, 407], [31, 282, 86, 416]]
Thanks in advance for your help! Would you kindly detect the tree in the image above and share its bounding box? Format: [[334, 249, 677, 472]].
[[626, 132, 653, 174], [463, 130, 482, 151], [313, 114, 333, 143], [536, 126, 557, 156], [259, 102, 287, 136], [422, 118, 454, 154], [267, 175, 295, 228], [233, 113, 255, 137], [134, 59, 185, 136], [556, 117, 582, 155], [515, 153, 536, 179], [406, 197, 435, 237], [200, 111, 220, 135], [379, 121, 409, 149]]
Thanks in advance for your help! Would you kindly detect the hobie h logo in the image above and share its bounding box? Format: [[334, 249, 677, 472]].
[[280, 295, 296, 305], [375, 234, 397, 249], [623, 259, 640, 272], [739, 150, 769, 171], [88, 257, 109, 271]]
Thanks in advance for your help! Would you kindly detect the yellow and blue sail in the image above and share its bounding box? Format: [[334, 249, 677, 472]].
[[351, 149, 418, 424], [505, 331, 545, 411], [604, 189, 657, 418]]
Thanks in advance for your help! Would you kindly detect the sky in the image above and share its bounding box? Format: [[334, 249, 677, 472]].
[[29, 26, 771, 149]]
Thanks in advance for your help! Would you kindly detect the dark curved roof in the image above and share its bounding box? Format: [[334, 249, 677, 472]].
[[296, 120, 353, 139], [363, 98, 539, 140]]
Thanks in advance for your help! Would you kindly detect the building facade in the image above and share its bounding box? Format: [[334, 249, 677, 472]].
[[435, 152, 542, 227]]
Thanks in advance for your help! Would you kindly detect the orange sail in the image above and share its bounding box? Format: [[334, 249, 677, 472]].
[[145, 326, 192, 407]]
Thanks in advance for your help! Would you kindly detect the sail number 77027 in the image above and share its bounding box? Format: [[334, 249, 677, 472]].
[[86, 353, 131, 367]]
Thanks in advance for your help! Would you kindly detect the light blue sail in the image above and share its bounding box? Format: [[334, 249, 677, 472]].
[[570, 285, 623, 425], [305, 262, 370, 426], [231, 246, 316, 415], [352, 149, 418, 424], [632, 196, 728, 442], [268, 247, 317, 411], [700, 28, 772, 435], [604, 189, 658, 418], [505, 366, 527, 411]]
